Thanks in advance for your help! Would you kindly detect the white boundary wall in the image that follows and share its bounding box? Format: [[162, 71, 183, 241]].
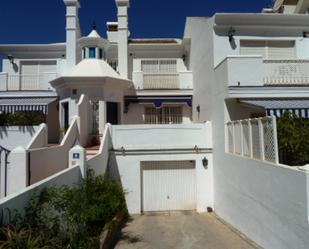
[[87, 124, 112, 176], [0, 126, 41, 150], [0, 166, 82, 223], [215, 153, 309, 249], [111, 123, 212, 150]]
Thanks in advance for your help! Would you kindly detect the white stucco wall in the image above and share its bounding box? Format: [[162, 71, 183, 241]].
[[110, 123, 212, 150], [109, 153, 213, 214], [0, 126, 40, 150], [0, 166, 81, 219]]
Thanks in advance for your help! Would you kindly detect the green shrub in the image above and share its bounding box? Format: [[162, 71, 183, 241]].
[[277, 112, 309, 166], [21, 170, 126, 248], [0, 170, 126, 248], [0, 112, 45, 126]]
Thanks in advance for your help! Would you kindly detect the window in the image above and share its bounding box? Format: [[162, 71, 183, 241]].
[[144, 106, 182, 124], [89, 47, 96, 58], [240, 40, 295, 59], [141, 59, 177, 74], [99, 49, 103, 59]]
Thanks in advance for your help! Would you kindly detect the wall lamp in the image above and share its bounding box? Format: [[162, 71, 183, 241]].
[[196, 105, 200, 113], [202, 157, 208, 169], [228, 27, 236, 42], [7, 54, 14, 64]]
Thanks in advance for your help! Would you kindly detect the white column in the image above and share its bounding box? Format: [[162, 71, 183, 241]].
[[116, 0, 130, 79], [99, 101, 106, 135], [63, 0, 80, 71], [7, 147, 28, 196], [69, 145, 86, 178]]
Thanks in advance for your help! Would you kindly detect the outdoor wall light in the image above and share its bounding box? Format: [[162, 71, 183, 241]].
[[7, 54, 14, 64], [228, 27, 236, 42], [196, 105, 200, 113], [202, 157, 208, 169]]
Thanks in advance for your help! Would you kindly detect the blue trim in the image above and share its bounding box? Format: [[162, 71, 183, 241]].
[[124, 96, 192, 113]]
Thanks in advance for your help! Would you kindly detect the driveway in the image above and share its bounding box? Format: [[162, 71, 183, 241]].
[[115, 213, 260, 249]]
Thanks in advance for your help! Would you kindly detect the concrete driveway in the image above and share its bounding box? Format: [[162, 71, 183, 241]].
[[115, 213, 260, 249]]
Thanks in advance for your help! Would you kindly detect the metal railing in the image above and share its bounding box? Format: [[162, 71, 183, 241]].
[[0, 146, 10, 198], [226, 116, 279, 164], [143, 73, 180, 89], [264, 60, 309, 85], [6, 73, 57, 91]]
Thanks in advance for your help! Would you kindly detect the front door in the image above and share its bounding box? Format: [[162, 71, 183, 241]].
[[107, 102, 119, 125], [62, 102, 69, 130]]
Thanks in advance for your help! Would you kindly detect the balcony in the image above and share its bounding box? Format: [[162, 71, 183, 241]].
[[215, 56, 309, 87], [132, 71, 193, 90], [0, 73, 57, 91], [264, 60, 309, 85]]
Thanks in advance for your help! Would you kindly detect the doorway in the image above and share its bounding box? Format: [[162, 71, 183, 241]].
[[107, 102, 119, 125], [62, 102, 69, 130]]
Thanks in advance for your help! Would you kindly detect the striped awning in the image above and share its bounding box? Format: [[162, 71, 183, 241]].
[[124, 95, 192, 112], [240, 98, 309, 118], [0, 97, 58, 115]]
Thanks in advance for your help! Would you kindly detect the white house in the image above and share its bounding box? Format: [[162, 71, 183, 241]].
[[1, 0, 309, 248]]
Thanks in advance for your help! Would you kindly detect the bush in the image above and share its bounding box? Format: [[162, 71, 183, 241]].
[[0, 170, 126, 248], [0, 112, 45, 126], [277, 112, 309, 166]]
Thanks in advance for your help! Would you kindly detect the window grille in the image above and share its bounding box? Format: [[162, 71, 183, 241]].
[[144, 106, 182, 124]]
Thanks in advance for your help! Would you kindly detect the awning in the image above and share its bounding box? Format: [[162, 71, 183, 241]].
[[0, 97, 58, 114], [124, 95, 192, 112], [240, 98, 309, 118]]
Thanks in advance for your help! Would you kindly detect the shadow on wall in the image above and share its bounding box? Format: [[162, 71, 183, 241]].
[[225, 99, 264, 121], [107, 154, 122, 184], [0, 126, 36, 139]]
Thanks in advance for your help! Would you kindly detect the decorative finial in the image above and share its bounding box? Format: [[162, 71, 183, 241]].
[[92, 21, 97, 30]]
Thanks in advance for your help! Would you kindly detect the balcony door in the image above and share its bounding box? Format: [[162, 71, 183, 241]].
[[240, 40, 295, 60], [20, 61, 56, 90]]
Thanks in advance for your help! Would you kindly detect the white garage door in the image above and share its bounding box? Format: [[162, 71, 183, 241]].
[[142, 161, 196, 212]]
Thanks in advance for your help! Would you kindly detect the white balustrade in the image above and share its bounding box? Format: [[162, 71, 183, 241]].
[[4, 73, 57, 91], [264, 60, 309, 85], [143, 73, 180, 89]]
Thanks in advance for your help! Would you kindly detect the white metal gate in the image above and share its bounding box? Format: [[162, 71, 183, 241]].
[[141, 161, 196, 212]]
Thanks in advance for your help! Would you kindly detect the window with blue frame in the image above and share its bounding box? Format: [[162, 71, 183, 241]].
[[89, 47, 96, 58]]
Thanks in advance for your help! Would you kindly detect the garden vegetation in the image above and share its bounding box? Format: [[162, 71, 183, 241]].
[[0, 170, 126, 249]]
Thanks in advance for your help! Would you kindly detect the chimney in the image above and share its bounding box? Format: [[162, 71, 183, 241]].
[[115, 0, 129, 79], [63, 0, 80, 71]]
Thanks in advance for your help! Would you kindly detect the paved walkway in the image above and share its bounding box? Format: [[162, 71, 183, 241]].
[[115, 213, 260, 249]]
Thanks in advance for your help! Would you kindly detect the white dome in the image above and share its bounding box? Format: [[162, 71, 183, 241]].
[[66, 59, 122, 79]]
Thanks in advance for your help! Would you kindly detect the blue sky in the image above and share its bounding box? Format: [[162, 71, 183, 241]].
[[0, 0, 272, 43], [0, 0, 272, 69]]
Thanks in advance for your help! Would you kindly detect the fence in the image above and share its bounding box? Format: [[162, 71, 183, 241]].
[[226, 116, 279, 164]]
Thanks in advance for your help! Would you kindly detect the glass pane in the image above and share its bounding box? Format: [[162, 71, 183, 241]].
[[89, 47, 96, 58]]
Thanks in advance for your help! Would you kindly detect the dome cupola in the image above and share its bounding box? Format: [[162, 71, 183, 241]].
[[79, 26, 110, 60]]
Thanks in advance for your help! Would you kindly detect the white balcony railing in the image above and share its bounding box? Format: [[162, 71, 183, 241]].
[[0, 73, 57, 91], [215, 56, 309, 87], [132, 71, 193, 90], [143, 73, 180, 89], [264, 60, 309, 85]]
